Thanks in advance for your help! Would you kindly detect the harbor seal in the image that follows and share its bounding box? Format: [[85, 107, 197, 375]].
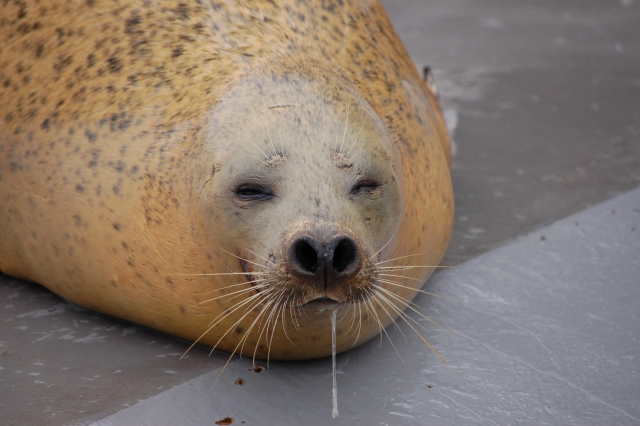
[[0, 0, 453, 361]]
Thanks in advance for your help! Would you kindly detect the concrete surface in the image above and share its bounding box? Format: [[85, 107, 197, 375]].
[[1, 0, 639, 424], [94, 185, 640, 426]]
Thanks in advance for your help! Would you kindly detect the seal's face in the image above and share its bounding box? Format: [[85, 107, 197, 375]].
[[198, 73, 402, 335]]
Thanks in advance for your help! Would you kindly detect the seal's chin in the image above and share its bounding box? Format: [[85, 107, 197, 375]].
[[302, 297, 344, 311]]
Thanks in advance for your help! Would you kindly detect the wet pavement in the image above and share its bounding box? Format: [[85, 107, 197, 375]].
[[1, 0, 639, 424]]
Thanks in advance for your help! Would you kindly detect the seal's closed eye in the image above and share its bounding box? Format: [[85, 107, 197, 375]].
[[234, 185, 274, 201], [350, 180, 383, 196]]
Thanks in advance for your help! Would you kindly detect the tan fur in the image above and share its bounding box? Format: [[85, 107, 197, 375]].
[[0, 0, 453, 360]]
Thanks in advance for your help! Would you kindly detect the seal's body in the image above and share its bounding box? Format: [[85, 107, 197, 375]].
[[0, 0, 453, 360]]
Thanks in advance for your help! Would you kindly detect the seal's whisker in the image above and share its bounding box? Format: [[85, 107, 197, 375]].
[[352, 298, 364, 345], [363, 296, 385, 348], [211, 291, 274, 357], [373, 290, 449, 367], [198, 282, 271, 305], [243, 247, 275, 265], [278, 129, 284, 155], [344, 123, 365, 158], [377, 277, 451, 301], [369, 233, 396, 261], [338, 106, 350, 153], [251, 290, 286, 367], [181, 288, 272, 360], [368, 288, 409, 340], [201, 278, 270, 295], [217, 245, 268, 269], [378, 265, 454, 271], [212, 295, 276, 387], [206, 287, 273, 328], [374, 252, 427, 265], [238, 296, 278, 364], [263, 292, 286, 363], [344, 303, 358, 335], [169, 272, 270, 276], [242, 134, 270, 160], [348, 149, 362, 163], [266, 301, 286, 368], [280, 297, 295, 345], [266, 127, 277, 156], [376, 286, 461, 338], [368, 292, 407, 365]]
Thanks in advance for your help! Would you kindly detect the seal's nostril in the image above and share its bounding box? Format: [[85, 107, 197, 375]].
[[332, 238, 357, 273], [293, 239, 319, 273]]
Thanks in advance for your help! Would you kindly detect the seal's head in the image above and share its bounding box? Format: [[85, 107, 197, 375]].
[[194, 70, 404, 359]]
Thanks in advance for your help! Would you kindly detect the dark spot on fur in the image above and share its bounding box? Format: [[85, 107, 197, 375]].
[[85, 129, 97, 143], [113, 222, 121, 231], [41, 118, 50, 130], [125, 13, 141, 34], [113, 185, 120, 195], [87, 53, 96, 68], [75, 184, 84, 193], [72, 215, 82, 226], [107, 56, 122, 73], [171, 46, 184, 58]]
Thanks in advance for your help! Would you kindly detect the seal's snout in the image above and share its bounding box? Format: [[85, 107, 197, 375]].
[[288, 231, 363, 299]]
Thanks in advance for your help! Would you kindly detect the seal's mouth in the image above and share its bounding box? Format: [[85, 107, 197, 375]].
[[302, 297, 344, 310]]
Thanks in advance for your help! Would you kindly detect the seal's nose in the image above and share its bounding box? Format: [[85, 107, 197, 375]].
[[289, 235, 361, 280]]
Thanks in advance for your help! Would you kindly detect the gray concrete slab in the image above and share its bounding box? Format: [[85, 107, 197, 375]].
[[93, 186, 640, 426], [1, 0, 639, 424]]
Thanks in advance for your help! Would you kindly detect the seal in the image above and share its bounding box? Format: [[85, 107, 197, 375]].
[[0, 0, 454, 361]]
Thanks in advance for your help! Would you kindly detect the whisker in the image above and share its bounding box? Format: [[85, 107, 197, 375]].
[[201, 277, 269, 295], [182, 287, 272, 359], [369, 233, 395, 261], [243, 247, 275, 265], [169, 272, 270, 277], [368, 292, 406, 365], [363, 297, 385, 348], [242, 134, 270, 160], [373, 290, 450, 367], [280, 297, 295, 345], [377, 277, 452, 301], [344, 123, 364, 158], [217, 245, 268, 269], [198, 282, 271, 305], [376, 286, 461, 338], [212, 295, 276, 386], [266, 127, 277, 156], [378, 265, 454, 270], [375, 252, 426, 265], [348, 150, 362, 163], [338, 106, 350, 153]]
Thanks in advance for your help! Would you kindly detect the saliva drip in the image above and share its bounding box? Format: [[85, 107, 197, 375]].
[[330, 309, 339, 418]]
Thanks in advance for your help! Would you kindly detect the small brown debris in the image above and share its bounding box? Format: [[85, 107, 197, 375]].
[[249, 365, 265, 373], [234, 378, 245, 385], [215, 417, 234, 425], [425, 384, 432, 389]]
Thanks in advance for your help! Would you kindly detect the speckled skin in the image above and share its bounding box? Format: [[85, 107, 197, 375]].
[[0, 0, 453, 360]]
